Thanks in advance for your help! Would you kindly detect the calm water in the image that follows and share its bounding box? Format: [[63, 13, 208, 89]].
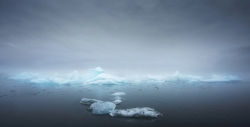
[[0, 77, 250, 127]]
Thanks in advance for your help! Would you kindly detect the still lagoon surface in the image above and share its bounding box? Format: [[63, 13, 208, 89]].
[[0, 76, 250, 127]]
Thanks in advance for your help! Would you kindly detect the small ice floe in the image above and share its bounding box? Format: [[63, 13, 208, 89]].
[[113, 96, 123, 100], [111, 92, 126, 96], [113, 99, 122, 105], [112, 92, 126, 101], [109, 107, 162, 118], [89, 101, 116, 114], [80, 98, 102, 105]]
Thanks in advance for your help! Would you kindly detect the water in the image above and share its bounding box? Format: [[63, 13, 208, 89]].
[[0, 77, 250, 127]]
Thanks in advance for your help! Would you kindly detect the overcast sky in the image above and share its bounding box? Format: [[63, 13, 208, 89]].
[[0, 0, 250, 78]]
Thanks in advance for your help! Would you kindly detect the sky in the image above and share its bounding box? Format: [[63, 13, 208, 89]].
[[0, 0, 250, 78]]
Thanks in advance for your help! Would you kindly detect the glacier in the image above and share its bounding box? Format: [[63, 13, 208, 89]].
[[9, 67, 241, 85], [89, 101, 116, 114], [109, 107, 162, 118]]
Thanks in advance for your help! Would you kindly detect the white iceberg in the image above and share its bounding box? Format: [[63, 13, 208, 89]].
[[109, 107, 162, 118], [113, 99, 122, 105], [80, 98, 102, 105], [89, 101, 116, 114], [111, 92, 126, 96]]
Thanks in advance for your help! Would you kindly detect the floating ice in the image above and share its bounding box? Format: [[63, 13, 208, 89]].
[[126, 71, 204, 84], [9, 67, 241, 85], [91, 67, 104, 75], [30, 78, 50, 84], [204, 75, 240, 82], [89, 101, 116, 114], [113, 96, 123, 100], [167, 71, 204, 82], [82, 67, 126, 85], [111, 92, 126, 96], [109, 107, 162, 118], [113, 99, 122, 105], [80, 98, 102, 106], [84, 73, 126, 85], [111, 92, 126, 103]]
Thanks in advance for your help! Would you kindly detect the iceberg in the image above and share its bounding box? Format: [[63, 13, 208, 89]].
[[109, 107, 162, 118], [30, 78, 50, 84], [111, 92, 126, 96], [80, 98, 102, 105], [9, 67, 242, 85], [126, 71, 204, 84], [113, 99, 122, 105], [89, 101, 116, 114], [84, 73, 126, 85], [164, 71, 204, 82]]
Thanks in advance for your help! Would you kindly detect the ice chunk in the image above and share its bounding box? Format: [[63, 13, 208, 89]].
[[89, 101, 116, 114], [80, 98, 102, 105], [109, 107, 162, 118], [113, 99, 122, 104], [111, 92, 126, 96]]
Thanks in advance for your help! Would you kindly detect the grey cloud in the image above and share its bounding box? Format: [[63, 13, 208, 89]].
[[0, 0, 249, 78]]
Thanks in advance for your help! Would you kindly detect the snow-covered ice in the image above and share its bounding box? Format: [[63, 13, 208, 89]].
[[80, 98, 102, 106], [89, 101, 116, 114], [109, 107, 162, 118]]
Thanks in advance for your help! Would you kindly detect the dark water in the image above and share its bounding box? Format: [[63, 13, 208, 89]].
[[0, 77, 250, 127]]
